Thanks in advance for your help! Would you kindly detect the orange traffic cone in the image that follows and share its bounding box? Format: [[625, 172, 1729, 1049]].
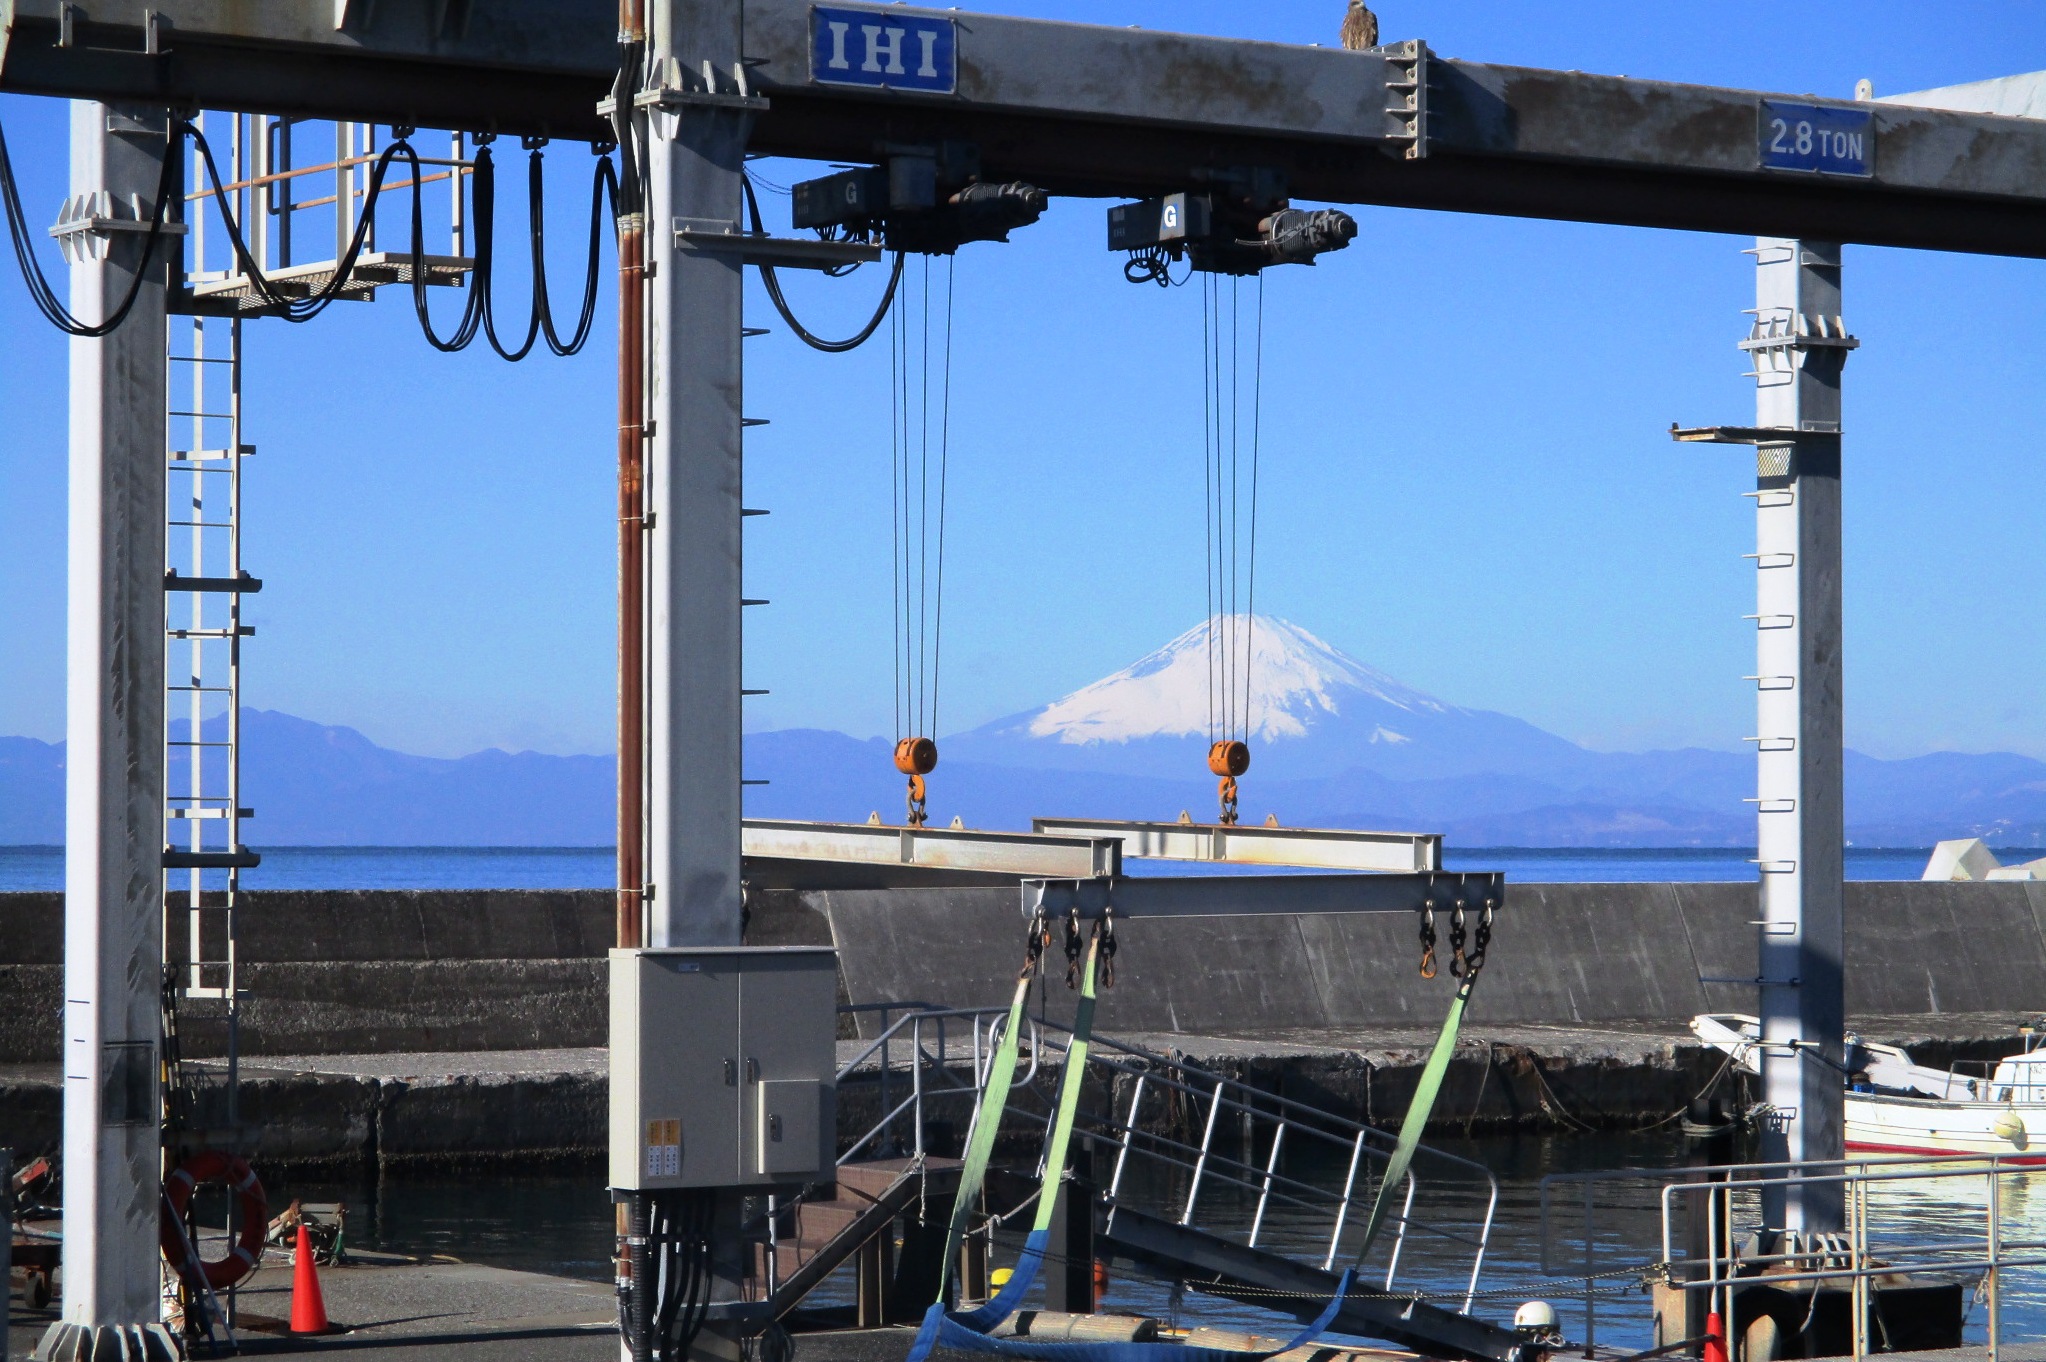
[[1702, 1311, 1729, 1362], [289, 1223, 331, 1335]]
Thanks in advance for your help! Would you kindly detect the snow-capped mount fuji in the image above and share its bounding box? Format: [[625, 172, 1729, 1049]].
[[945, 616, 1590, 783]]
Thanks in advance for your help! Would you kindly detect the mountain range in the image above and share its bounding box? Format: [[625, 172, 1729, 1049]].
[[3, 616, 2045, 847]]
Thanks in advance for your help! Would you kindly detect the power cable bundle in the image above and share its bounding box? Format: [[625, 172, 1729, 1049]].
[[0, 114, 179, 336], [622, 1190, 716, 1362], [742, 172, 903, 353], [1, 110, 615, 359], [1201, 271, 1264, 825]]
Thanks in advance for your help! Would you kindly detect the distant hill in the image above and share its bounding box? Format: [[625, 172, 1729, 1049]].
[[5, 617, 2046, 848]]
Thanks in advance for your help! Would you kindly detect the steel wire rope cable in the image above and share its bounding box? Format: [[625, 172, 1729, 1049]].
[[0, 113, 180, 336], [888, 252, 954, 825], [1199, 271, 1264, 822], [741, 172, 903, 353]]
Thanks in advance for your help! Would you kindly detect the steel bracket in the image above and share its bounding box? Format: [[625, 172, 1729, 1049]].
[[673, 219, 883, 271], [49, 191, 183, 263], [1379, 39, 1428, 159]]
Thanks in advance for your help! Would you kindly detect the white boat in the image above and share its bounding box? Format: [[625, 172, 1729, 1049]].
[[1692, 1013, 2046, 1162]]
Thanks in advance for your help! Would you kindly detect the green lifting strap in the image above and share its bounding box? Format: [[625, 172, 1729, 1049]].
[[1354, 969, 1478, 1259], [935, 922, 1103, 1303], [934, 927, 1048, 1301]]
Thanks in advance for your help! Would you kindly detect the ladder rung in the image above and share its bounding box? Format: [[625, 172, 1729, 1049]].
[[168, 807, 253, 820], [169, 627, 254, 638], [168, 410, 234, 419], [168, 520, 235, 529], [162, 848, 260, 870], [742, 779, 770, 786], [165, 571, 262, 594], [742, 689, 769, 696], [742, 599, 769, 606], [167, 685, 231, 693], [168, 355, 236, 364], [743, 418, 770, 427], [168, 446, 253, 462]]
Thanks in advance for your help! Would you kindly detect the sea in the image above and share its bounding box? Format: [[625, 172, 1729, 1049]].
[[250, 1127, 2039, 1350], [0, 844, 1955, 892]]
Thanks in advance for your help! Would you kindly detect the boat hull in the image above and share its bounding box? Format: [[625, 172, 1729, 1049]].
[[1845, 1090, 2046, 1162]]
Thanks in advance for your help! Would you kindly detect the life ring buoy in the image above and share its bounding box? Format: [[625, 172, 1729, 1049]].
[[161, 1152, 268, 1290]]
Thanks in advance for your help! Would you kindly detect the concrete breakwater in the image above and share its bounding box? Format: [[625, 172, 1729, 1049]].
[[4, 881, 2044, 1169]]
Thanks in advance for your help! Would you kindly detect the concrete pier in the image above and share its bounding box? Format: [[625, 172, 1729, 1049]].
[[6, 882, 2046, 1167]]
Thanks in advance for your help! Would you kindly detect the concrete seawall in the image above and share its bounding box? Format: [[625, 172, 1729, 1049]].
[[4, 881, 2042, 1168]]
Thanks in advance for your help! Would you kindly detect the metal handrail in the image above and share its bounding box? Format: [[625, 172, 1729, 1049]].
[[1023, 1013, 1499, 1313], [1540, 1152, 2046, 1360], [811, 1002, 1499, 1319]]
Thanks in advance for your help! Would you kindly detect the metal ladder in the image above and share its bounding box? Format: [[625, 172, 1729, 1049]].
[[162, 301, 257, 1133]]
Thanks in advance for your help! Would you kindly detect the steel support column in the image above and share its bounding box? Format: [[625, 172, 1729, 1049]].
[[642, 5, 748, 948], [1749, 237, 1851, 1238], [637, 4, 751, 1358], [42, 101, 179, 1362], [643, 1, 750, 952]]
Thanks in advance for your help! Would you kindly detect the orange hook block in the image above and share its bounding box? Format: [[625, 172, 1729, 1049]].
[[895, 736, 938, 776], [1207, 739, 1250, 778]]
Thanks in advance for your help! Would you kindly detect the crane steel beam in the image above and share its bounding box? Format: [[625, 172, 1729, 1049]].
[[1023, 871, 1501, 921], [744, 818, 1121, 879], [10, 3, 2046, 255], [1032, 817, 1439, 873]]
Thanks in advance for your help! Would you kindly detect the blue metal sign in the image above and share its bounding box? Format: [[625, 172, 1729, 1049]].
[[811, 6, 957, 94], [1759, 100, 1873, 177]]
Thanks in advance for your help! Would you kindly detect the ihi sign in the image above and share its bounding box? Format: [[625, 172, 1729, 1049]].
[[810, 5, 958, 94]]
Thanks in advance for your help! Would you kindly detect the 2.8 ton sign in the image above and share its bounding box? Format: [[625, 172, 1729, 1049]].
[[1759, 100, 1874, 177]]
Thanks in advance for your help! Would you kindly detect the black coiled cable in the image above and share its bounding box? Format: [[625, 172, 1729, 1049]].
[[0, 114, 180, 336], [4, 110, 614, 359], [650, 1190, 715, 1362], [741, 173, 902, 353]]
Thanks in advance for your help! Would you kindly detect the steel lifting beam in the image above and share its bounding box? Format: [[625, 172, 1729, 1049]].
[[11, 2, 2046, 255], [1032, 817, 1439, 873], [1023, 870, 1502, 921], [743, 818, 1121, 879]]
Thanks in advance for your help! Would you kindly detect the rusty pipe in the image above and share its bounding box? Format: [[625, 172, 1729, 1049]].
[[615, 0, 647, 953], [615, 0, 647, 1329]]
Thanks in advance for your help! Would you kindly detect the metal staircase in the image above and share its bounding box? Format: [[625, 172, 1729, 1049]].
[[764, 1004, 1525, 1359]]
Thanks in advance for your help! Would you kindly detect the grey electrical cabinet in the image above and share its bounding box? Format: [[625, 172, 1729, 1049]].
[[609, 947, 838, 1190]]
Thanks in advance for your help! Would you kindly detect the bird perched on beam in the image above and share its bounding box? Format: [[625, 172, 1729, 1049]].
[[1340, 0, 1379, 50]]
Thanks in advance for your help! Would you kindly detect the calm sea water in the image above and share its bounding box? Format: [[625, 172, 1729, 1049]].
[[0, 844, 1947, 892], [262, 1129, 2040, 1351]]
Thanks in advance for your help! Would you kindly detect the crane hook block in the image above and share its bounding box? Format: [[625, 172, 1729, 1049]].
[[1207, 740, 1250, 778], [895, 736, 939, 776]]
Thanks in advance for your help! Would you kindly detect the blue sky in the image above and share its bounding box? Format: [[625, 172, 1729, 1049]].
[[4, 1, 2046, 760]]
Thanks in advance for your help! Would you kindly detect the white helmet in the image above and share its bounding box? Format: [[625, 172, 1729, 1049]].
[[1514, 1300, 1560, 1333]]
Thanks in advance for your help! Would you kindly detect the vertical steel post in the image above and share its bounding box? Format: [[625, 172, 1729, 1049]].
[[1747, 238, 1852, 1238], [41, 100, 179, 1362], [633, 6, 756, 1358], [643, 2, 750, 952]]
